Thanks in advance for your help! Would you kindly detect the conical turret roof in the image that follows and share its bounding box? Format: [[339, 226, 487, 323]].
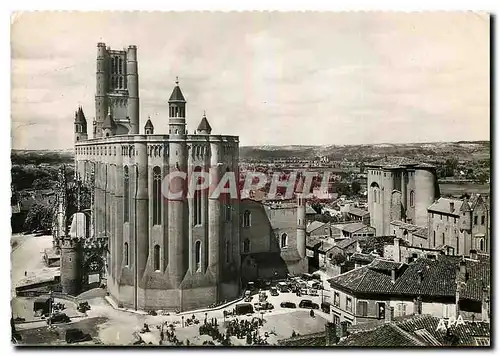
[[74, 106, 87, 124], [102, 107, 116, 129], [145, 117, 154, 129], [197, 112, 212, 134], [168, 77, 186, 103]]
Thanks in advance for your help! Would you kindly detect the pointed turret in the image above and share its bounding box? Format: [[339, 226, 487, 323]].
[[74, 106, 88, 142], [168, 77, 187, 136], [144, 116, 154, 135], [168, 76, 186, 103], [197, 111, 212, 134], [102, 106, 116, 137]]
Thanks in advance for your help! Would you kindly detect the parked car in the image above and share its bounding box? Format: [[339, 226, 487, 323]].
[[47, 312, 70, 324], [259, 302, 274, 311], [277, 282, 289, 293], [280, 302, 297, 309], [235, 303, 254, 315], [309, 289, 318, 296], [299, 299, 319, 309], [65, 328, 92, 344], [270, 287, 279, 296]]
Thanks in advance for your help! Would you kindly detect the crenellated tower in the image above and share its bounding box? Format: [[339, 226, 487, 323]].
[[60, 236, 83, 295]]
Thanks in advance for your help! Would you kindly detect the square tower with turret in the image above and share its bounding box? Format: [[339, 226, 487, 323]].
[[95, 43, 139, 137]]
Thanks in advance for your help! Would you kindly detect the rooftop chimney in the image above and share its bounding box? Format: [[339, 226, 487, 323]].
[[393, 237, 401, 263], [385, 305, 394, 323], [470, 249, 478, 260], [417, 270, 424, 283], [391, 267, 397, 283], [482, 287, 490, 322], [450, 202, 455, 213], [413, 296, 422, 315], [325, 322, 337, 346], [457, 259, 467, 283]]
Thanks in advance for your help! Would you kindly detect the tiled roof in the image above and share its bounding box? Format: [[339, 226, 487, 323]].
[[392, 257, 458, 298], [428, 198, 463, 216], [459, 254, 490, 302], [369, 259, 405, 272], [342, 222, 368, 233], [278, 332, 326, 346], [307, 221, 326, 233], [318, 240, 335, 253], [327, 259, 400, 294], [335, 236, 364, 249], [339, 314, 490, 347], [328, 255, 489, 300], [395, 314, 490, 346], [366, 156, 435, 169], [348, 207, 370, 217], [306, 235, 322, 248], [338, 323, 424, 346]]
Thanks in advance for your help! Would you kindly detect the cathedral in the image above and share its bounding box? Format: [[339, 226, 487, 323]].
[[66, 43, 307, 311]]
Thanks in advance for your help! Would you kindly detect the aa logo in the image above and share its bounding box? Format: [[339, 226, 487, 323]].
[[435, 315, 465, 332]]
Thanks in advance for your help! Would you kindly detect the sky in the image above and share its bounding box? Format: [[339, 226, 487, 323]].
[[11, 11, 490, 150]]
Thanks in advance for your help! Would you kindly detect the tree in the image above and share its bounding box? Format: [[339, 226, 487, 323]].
[[351, 181, 361, 195], [32, 177, 58, 190], [23, 201, 54, 233], [331, 253, 346, 266], [311, 202, 322, 214]]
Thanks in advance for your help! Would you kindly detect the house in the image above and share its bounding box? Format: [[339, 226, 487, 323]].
[[278, 314, 490, 347], [338, 314, 490, 347], [384, 237, 441, 264], [347, 207, 370, 225], [327, 253, 490, 326], [427, 195, 490, 255], [340, 223, 375, 239]]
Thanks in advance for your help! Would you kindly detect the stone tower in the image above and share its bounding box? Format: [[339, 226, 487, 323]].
[[95, 42, 139, 138], [167, 78, 188, 287], [60, 236, 83, 295], [74, 106, 88, 143], [296, 177, 306, 259]]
